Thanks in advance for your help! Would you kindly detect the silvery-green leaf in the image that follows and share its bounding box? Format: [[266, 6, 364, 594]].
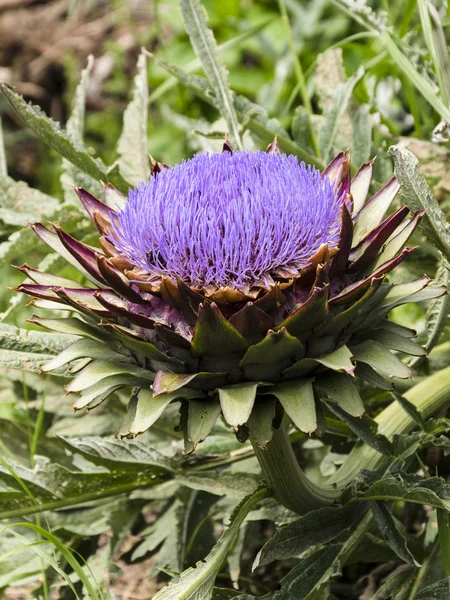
[[60, 436, 175, 472], [371, 501, 420, 566], [411, 257, 450, 368], [180, 0, 242, 149], [352, 103, 372, 169], [117, 50, 150, 186], [0, 116, 6, 176], [319, 66, 364, 161], [246, 398, 276, 447], [0, 83, 130, 194], [314, 345, 355, 374], [153, 487, 269, 600], [61, 55, 102, 203], [389, 146, 450, 260], [254, 505, 366, 567]]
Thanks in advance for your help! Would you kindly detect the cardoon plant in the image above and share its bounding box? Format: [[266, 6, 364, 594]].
[[17, 141, 446, 514]]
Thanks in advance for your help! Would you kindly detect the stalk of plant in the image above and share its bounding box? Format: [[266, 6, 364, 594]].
[[17, 142, 447, 515]]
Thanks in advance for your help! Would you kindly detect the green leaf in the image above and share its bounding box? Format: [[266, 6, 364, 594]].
[[61, 55, 102, 203], [345, 472, 450, 510], [218, 383, 258, 428], [0, 323, 71, 355], [0, 116, 7, 176], [389, 146, 450, 260], [314, 345, 355, 374], [41, 338, 131, 373], [0, 349, 61, 374], [325, 402, 393, 456], [0, 455, 170, 520], [412, 258, 450, 368], [59, 436, 175, 472], [269, 380, 316, 434], [414, 579, 450, 599], [315, 372, 365, 417], [179, 0, 242, 149], [254, 505, 366, 567], [147, 54, 322, 168], [175, 472, 261, 498], [117, 50, 150, 186], [153, 487, 270, 600], [0, 176, 60, 225], [0, 83, 130, 194], [352, 103, 372, 168], [392, 392, 427, 429], [319, 67, 364, 161], [371, 501, 420, 566]]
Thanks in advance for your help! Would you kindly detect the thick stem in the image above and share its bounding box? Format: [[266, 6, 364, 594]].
[[252, 421, 338, 514], [253, 366, 450, 515]]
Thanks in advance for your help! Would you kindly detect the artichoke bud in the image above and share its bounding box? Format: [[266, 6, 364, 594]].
[[17, 148, 446, 452]]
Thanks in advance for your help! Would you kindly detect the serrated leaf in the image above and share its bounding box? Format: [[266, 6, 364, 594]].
[[371, 501, 420, 566], [59, 436, 175, 472], [319, 67, 364, 161], [180, 0, 242, 149], [412, 257, 450, 368], [0, 176, 60, 225], [117, 50, 150, 186], [176, 472, 261, 498], [61, 55, 102, 203], [153, 487, 270, 600], [389, 146, 450, 260], [0, 83, 130, 194], [345, 472, 450, 511], [147, 54, 322, 167], [0, 323, 71, 355], [414, 579, 450, 599], [325, 401, 393, 456], [352, 103, 372, 168], [254, 505, 366, 567], [0, 116, 6, 176]]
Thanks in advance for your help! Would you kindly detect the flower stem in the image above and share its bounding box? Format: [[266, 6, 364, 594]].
[[253, 365, 450, 515]]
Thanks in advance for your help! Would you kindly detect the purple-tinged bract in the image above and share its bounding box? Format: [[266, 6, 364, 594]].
[[110, 152, 342, 289]]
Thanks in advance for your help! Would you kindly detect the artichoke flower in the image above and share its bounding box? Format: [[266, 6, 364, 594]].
[[17, 144, 444, 451]]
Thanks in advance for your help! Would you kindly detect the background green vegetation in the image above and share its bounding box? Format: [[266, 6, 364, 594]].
[[1, 0, 450, 598]]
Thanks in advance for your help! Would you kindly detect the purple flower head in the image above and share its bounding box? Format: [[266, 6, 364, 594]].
[[110, 151, 344, 289]]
